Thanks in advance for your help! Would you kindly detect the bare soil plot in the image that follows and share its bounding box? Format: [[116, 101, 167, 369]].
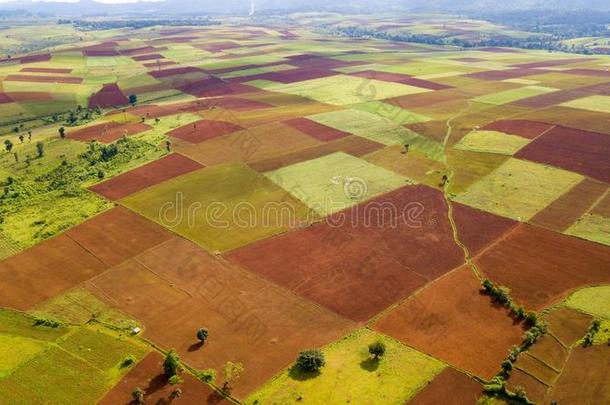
[[4, 74, 83, 84], [481, 119, 554, 139], [88, 83, 129, 108], [543, 307, 593, 347], [517, 106, 610, 135], [88, 237, 354, 398], [475, 224, 610, 310], [530, 178, 608, 232], [167, 119, 243, 143], [227, 185, 465, 321], [20, 67, 72, 74], [350, 70, 452, 90], [149, 66, 204, 78], [0, 234, 108, 310], [283, 117, 350, 142], [68, 122, 152, 143], [100, 352, 227, 405], [373, 266, 526, 380], [515, 126, 610, 183], [89, 154, 203, 200], [406, 367, 483, 405]]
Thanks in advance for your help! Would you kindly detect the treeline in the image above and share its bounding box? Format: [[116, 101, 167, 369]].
[[328, 25, 602, 55], [58, 19, 221, 31]]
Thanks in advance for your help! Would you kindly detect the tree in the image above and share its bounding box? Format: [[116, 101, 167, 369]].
[[368, 341, 386, 360], [197, 328, 209, 344], [221, 361, 244, 394], [18, 134, 24, 143], [132, 387, 145, 404], [296, 349, 325, 373], [58, 127, 66, 139], [170, 388, 182, 400], [165, 140, 172, 152], [28, 131, 32, 141], [163, 350, 180, 377], [13, 152, 18, 162], [36, 141, 44, 158], [4, 139, 13, 153], [129, 94, 138, 106]]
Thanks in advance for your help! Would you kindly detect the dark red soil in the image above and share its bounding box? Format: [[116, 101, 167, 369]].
[[65, 207, 174, 267], [88, 83, 129, 109], [120, 46, 159, 56], [5, 74, 82, 84], [515, 125, 610, 183], [374, 266, 526, 380], [287, 55, 364, 70], [89, 154, 204, 200], [351, 70, 451, 90], [68, 122, 151, 143], [226, 185, 465, 322], [481, 119, 554, 139], [20, 67, 72, 74], [475, 224, 610, 310], [100, 352, 228, 405], [513, 89, 586, 109], [561, 68, 610, 77], [149, 66, 204, 78], [543, 307, 593, 347], [407, 368, 483, 405], [143, 60, 176, 68], [132, 53, 165, 61], [283, 117, 350, 142], [200, 41, 240, 52], [17, 53, 51, 64], [464, 68, 540, 80], [167, 120, 244, 143], [245, 68, 337, 84], [1, 92, 53, 102], [0, 234, 108, 310]]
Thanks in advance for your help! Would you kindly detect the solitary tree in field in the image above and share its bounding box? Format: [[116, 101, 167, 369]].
[[132, 387, 145, 404], [163, 350, 180, 377], [197, 328, 209, 344], [4, 139, 13, 153], [58, 127, 66, 139], [36, 141, 44, 158], [27, 131, 32, 141], [13, 152, 18, 162], [221, 361, 244, 394], [18, 134, 24, 143], [296, 349, 325, 373], [129, 94, 138, 106], [368, 341, 386, 360], [170, 388, 182, 400], [165, 140, 172, 152]]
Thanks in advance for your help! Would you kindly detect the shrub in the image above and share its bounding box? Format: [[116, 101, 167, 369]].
[[120, 355, 136, 368], [197, 327, 209, 343], [169, 375, 183, 385], [368, 341, 386, 360], [163, 350, 180, 377], [132, 387, 145, 404], [196, 369, 216, 383], [296, 349, 325, 372]]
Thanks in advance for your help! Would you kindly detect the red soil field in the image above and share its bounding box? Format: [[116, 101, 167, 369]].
[[481, 119, 554, 139], [515, 125, 610, 183], [351, 70, 452, 90], [452, 203, 518, 256], [513, 89, 586, 108], [0, 93, 11, 104], [20, 67, 72, 74], [119, 46, 159, 56], [150, 66, 204, 78], [506, 369, 549, 403], [407, 368, 483, 405], [592, 191, 610, 217], [1, 92, 53, 102], [83, 49, 120, 56], [475, 224, 610, 310], [247, 68, 337, 84], [100, 352, 227, 405], [530, 178, 608, 232], [87, 237, 354, 398], [88, 83, 129, 109], [477, 47, 522, 53], [514, 353, 558, 385], [5, 74, 82, 84], [200, 41, 240, 52], [0, 234, 107, 310], [546, 345, 610, 404], [132, 53, 165, 61], [525, 334, 569, 371], [227, 185, 465, 322], [543, 307, 593, 347], [65, 207, 174, 267], [287, 55, 364, 70], [167, 120, 244, 143], [249, 135, 384, 172], [464, 68, 539, 80], [89, 154, 203, 200], [561, 68, 610, 77], [374, 266, 526, 379], [516, 106, 610, 135], [283, 117, 350, 142], [68, 122, 151, 143], [178, 77, 257, 97], [17, 53, 51, 64], [143, 60, 176, 68]]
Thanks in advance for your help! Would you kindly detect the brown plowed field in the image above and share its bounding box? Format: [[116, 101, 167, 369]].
[[481, 119, 554, 139], [475, 225, 610, 310], [89, 154, 203, 200], [87, 237, 354, 398], [68, 122, 152, 143], [530, 178, 607, 232], [65, 207, 174, 266], [88, 83, 129, 109], [543, 307, 593, 347], [515, 126, 610, 183], [406, 367, 483, 405], [5, 74, 82, 84], [20, 67, 72, 74], [373, 266, 526, 380], [227, 185, 466, 322], [167, 120, 243, 143], [283, 117, 350, 142], [100, 352, 227, 405], [0, 234, 108, 310]]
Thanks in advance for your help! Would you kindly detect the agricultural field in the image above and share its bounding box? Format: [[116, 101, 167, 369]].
[[0, 10, 608, 405]]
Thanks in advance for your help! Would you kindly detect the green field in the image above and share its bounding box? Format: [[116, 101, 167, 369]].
[[565, 286, 610, 319], [473, 85, 558, 105], [454, 130, 530, 155], [560, 95, 610, 114], [245, 328, 445, 405]]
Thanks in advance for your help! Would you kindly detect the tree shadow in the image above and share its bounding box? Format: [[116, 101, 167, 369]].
[[188, 341, 204, 352], [145, 374, 169, 396], [288, 366, 320, 381], [360, 357, 380, 372]]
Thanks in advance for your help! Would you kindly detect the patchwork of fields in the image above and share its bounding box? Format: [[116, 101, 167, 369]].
[[0, 16, 609, 405]]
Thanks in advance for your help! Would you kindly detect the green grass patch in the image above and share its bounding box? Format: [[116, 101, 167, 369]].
[[265, 152, 411, 216], [565, 286, 610, 319], [0, 334, 48, 378], [565, 213, 610, 247], [454, 130, 530, 155], [268, 74, 430, 106], [452, 158, 583, 221], [560, 95, 610, 114], [351, 101, 430, 125], [0, 309, 69, 342], [245, 328, 445, 405], [473, 85, 557, 105]]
